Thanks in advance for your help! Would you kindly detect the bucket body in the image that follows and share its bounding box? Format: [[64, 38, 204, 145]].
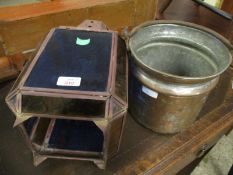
[[129, 70, 213, 133], [128, 21, 232, 134]]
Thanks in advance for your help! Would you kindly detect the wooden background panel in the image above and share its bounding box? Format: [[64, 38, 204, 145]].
[[0, 15, 55, 55], [221, 0, 233, 15], [88, 0, 134, 31], [134, 0, 157, 25], [0, 0, 125, 21], [0, 0, 157, 56]]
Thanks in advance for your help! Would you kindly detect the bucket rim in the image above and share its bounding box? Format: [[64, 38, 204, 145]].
[[128, 20, 232, 82]]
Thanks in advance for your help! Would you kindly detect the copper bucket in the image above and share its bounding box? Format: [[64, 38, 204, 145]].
[[128, 20, 232, 134]]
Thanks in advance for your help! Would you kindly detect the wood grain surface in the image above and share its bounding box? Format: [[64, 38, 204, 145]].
[[0, 0, 157, 55]]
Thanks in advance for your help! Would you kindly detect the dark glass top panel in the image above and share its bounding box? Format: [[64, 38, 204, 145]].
[[24, 29, 113, 92]]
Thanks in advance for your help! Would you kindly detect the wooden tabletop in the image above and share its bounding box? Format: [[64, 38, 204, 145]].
[[0, 70, 233, 175]]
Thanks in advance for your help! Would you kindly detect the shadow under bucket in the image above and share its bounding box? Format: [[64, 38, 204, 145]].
[[128, 20, 232, 134]]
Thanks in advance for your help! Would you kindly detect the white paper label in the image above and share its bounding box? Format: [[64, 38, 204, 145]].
[[142, 86, 158, 98], [57, 77, 81, 87]]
